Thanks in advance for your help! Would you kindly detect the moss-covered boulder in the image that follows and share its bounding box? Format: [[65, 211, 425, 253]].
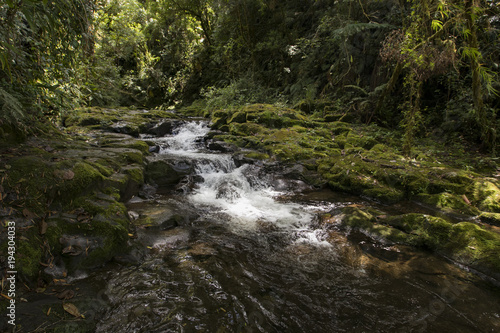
[[473, 181, 500, 213], [328, 208, 500, 279], [0, 126, 154, 283], [416, 192, 480, 216], [63, 107, 180, 135]]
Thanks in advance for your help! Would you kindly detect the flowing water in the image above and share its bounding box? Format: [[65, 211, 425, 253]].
[[90, 121, 500, 332]]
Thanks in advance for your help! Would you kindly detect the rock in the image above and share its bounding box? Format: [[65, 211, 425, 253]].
[[206, 140, 237, 153], [145, 155, 193, 189], [148, 145, 160, 153], [187, 242, 217, 258], [128, 210, 139, 220], [138, 183, 157, 199], [146, 120, 184, 137]]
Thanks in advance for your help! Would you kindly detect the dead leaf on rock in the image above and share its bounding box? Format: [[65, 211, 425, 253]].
[[22, 208, 36, 219], [63, 302, 84, 318], [57, 289, 75, 300], [40, 220, 48, 235], [62, 245, 83, 256]]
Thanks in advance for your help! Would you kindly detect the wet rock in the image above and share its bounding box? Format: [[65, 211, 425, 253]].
[[206, 140, 237, 153], [187, 242, 217, 258], [146, 120, 184, 137], [148, 145, 160, 153], [145, 156, 193, 189], [128, 210, 140, 220], [216, 181, 241, 201], [473, 181, 500, 213], [416, 192, 480, 217], [332, 207, 500, 280], [138, 183, 157, 199], [271, 178, 312, 193], [110, 121, 140, 137]]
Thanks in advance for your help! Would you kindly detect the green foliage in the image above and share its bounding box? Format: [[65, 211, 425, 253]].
[[0, 0, 93, 126]]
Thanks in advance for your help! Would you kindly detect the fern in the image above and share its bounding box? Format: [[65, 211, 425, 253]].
[[0, 87, 25, 124]]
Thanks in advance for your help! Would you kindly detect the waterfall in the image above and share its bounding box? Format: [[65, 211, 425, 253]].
[[155, 121, 320, 234]]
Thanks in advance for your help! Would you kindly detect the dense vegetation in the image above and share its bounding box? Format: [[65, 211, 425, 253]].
[[1, 0, 499, 154]]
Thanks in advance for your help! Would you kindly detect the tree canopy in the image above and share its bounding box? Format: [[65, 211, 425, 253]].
[[1, 0, 499, 154]]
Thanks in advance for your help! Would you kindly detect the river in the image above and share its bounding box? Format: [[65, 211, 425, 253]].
[[87, 120, 500, 332]]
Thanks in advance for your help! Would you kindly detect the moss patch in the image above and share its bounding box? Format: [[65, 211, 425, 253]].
[[416, 192, 480, 216]]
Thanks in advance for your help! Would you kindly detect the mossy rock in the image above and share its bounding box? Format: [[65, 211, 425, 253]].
[[384, 213, 453, 249], [339, 207, 408, 242], [45, 195, 130, 272], [337, 209, 500, 277], [56, 162, 106, 204], [63, 107, 180, 135], [383, 213, 500, 276], [362, 186, 405, 204], [145, 156, 193, 188], [479, 212, 500, 225], [16, 229, 43, 279], [243, 151, 270, 160], [473, 181, 500, 213], [416, 192, 480, 216], [228, 111, 247, 124], [446, 222, 500, 276]]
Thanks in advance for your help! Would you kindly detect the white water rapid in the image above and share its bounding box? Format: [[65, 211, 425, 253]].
[[156, 121, 329, 241]]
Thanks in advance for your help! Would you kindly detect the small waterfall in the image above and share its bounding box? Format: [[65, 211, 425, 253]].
[[156, 121, 321, 235]]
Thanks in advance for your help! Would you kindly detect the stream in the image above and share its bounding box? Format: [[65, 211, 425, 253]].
[[85, 121, 500, 332]]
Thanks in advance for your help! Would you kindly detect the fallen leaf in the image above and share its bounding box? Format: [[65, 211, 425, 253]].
[[63, 303, 84, 318], [57, 289, 75, 300], [62, 245, 83, 256], [47, 307, 51, 316], [22, 208, 36, 219], [40, 220, 48, 235]]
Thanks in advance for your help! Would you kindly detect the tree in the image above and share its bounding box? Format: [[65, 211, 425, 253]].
[[0, 0, 94, 128], [379, 0, 499, 155]]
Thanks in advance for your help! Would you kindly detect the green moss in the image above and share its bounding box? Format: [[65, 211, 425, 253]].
[[479, 212, 500, 225], [228, 111, 247, 123], [17, 236, 43, 278], [416, 192, 480, 216], [5, 156, 54, 213], [177, 102, 208, 117], [362, 186, 405, 204], [473, 181, 500, 213], [447, 222, 500, 272], [122, 150, 144, 164], [87, 161, 114, 177], [56, 162, 105, 202], [243, 151, 270, 160], [340, 207, 408, 242], [229, 123, 266, 136], [123, 165, 144, 184], [384, 213, 453, 249], [120, 140, 150, 154]]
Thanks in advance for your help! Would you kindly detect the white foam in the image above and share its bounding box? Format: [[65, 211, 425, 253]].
[[158, 121, 326, 243]]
